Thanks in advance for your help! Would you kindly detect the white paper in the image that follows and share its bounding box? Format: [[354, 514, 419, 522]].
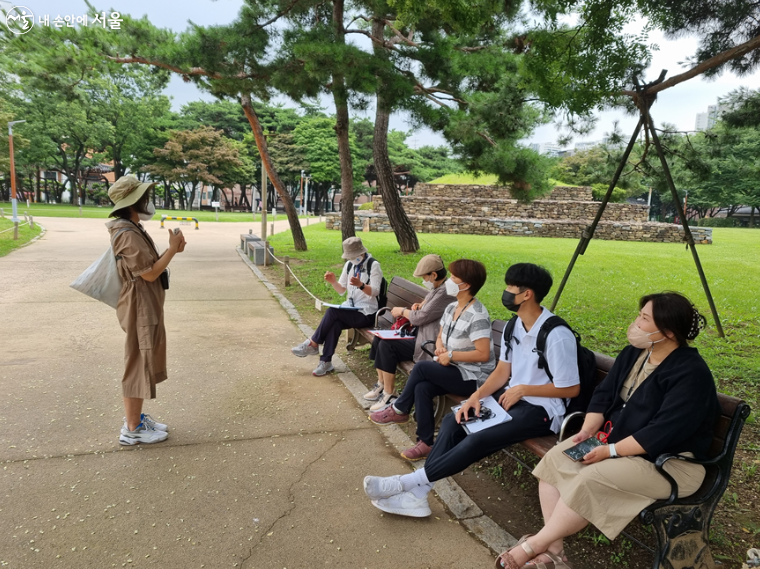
[[321, 302, 361, 311], [315, 299, 322, 311], [369, 329, 415, 340], [451, 395, 512, 434]]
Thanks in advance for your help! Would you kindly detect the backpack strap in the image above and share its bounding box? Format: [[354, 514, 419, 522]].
[[534, 315, 580, 381], [501, 315, 519, 360]]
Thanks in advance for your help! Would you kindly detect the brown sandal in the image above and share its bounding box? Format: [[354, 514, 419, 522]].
[[527, 550, 573, 569], [495, 534, 535, 569]]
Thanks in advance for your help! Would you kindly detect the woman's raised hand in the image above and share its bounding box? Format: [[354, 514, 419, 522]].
[[324, 271, 336, 284], [168, 228, 184, 252]]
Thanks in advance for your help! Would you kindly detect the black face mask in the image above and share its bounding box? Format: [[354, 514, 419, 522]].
[[501, 290, 524, 312]]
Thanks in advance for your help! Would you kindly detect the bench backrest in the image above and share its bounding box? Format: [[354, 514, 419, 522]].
[[376, 276, 427, 329]]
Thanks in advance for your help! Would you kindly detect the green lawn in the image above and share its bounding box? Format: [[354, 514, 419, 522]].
[[0, 202, 311, 223], [267, 225, 760, 408], [429, 172, 570, 187], [0, 216, 43, 257]]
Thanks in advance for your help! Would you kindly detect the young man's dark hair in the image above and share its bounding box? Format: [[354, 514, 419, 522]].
[[448, 259, 487, 296], [504, 263, 553, 303]]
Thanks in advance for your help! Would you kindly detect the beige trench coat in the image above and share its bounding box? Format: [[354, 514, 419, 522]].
[[107, 219, 167, 399]]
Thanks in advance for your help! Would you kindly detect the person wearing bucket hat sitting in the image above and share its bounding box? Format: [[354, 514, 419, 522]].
[[364, 254, 455, 412], [291, 237, 383, 376], [106, 175, 186, 445]]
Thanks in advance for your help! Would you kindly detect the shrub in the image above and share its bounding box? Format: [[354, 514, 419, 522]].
[[698, 217, 739, 227], [358, 202, 374, 211], [591, 183, 628, 203]]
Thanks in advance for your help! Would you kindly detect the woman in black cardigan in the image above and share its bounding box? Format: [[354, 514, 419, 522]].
[[495, 292, 720, 569]]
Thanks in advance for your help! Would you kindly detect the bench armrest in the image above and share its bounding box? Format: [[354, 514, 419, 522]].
[[374, 307, 392, 328], [420, 340, 436, 358], [558, 412, 585, 443], [653, 453, 714, 506]]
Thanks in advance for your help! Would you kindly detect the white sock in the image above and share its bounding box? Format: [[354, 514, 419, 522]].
[[410, 483, 433, 499], [400, 467, 430, 492]]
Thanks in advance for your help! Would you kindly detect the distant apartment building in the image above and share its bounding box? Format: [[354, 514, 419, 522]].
[[529, 142, 565, 157], [695, 103, 726, 131]]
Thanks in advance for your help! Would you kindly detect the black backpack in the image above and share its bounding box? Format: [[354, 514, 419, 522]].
[[503, 315, 597, 415], [345, 257, 388, 310]]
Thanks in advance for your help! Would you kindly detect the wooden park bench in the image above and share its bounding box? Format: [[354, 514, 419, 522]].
[[480, 319, 750, 569], [345, 280, 749, 567]]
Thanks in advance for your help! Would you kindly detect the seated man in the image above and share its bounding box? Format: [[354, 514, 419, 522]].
[[363, 263, 580, 517], [291, 236, 382, 376]]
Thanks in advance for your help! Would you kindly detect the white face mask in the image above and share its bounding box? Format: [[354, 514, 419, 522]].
[[445, 278, 465, 296], [138, 202, 156, 221], [355, 256, 364, 264], [422, 278, 435, 291]]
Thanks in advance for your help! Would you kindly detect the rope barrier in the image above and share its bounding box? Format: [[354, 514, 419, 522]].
[[263, 246, 334, 305]]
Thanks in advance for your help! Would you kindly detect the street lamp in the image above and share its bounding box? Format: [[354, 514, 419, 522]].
[[8, 120, 26, 240]]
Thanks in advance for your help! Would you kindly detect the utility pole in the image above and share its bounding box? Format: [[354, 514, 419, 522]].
[[261, 161, 268, 240], [299, 169, 305, 216], [8, 120, 26, 240]]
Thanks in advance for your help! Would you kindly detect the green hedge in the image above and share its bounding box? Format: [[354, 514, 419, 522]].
[[698, 217, 739, 228]]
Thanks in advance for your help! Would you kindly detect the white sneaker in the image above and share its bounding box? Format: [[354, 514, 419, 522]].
[[312, 361, 335, 376], [364, 475, 403, 500], [363, 382, 384, 401], [371, 491, 431, 517], [119, 422, 169, 446], [122, 413, 168, 433], [369, 392, 397, 412], [291, 339, 319, 357]]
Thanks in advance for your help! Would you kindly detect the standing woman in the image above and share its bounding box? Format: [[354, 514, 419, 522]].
[[106, 176, 186, 445]]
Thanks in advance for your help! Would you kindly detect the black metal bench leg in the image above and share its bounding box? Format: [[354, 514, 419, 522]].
[[645, 504, 715, 569]]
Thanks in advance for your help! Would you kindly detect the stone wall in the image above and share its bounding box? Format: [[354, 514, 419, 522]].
[[413, 183, 593, 201], [324, 212, 712, 244], [373, 196, 648, 222]]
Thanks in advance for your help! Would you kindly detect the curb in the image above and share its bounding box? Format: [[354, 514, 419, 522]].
[[236, 246, 517, 556]]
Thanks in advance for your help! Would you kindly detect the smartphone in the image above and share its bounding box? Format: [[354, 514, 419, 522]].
[[563, 437, 604, 462], [461, 406, 494, 424]]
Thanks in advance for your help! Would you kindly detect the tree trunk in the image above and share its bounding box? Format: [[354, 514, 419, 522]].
[[240, 93, 307, 251], [333, 0, 355, 241], [750, 206, 755, 228], [371, 19, 419, 253]]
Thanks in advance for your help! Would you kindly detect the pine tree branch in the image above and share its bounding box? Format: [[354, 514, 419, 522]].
[[254, 0, 304, 30], [106, 56, 261, 80], [622, 34, 760, 97]]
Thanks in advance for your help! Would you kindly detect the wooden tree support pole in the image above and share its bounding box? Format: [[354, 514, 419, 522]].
[[644, 111, 726, 338], [284, 255, 290, 287], [550, 118, 644, 311]]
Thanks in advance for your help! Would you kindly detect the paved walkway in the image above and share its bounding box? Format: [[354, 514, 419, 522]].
[[0, 217, 496, 568]]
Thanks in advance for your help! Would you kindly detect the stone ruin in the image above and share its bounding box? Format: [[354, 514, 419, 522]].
[[324, 183, 712, 244]]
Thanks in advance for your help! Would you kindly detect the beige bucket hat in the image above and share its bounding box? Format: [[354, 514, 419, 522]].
[[413, 254, 445, 277], [108, 175, 155, 215], [341, 237, 368, 260]]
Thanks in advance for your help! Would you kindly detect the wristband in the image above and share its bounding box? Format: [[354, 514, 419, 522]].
[[360, 283, 366, 290], [608, 443, 618, 458]]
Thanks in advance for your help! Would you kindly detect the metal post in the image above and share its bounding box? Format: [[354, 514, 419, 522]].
[[261, 162, 268, 241], [284, 255, 290, 286], [550, 118, 644, 311], [299, 170, 304, 216], [8, 120, 26, 240], [644, 111, 725, 338]]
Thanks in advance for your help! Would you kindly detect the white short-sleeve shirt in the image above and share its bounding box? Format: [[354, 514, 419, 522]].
[[501, 307, 580, 433], [337, 255, 383, 316]]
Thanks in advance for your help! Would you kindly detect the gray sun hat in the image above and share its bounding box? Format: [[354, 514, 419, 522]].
[[341, 237, 368, 260], [413, 254, 445, 277], [108, 175, 155, 215]]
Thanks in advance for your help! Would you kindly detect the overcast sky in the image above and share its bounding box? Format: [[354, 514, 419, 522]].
[[10, 0, 760, 149]]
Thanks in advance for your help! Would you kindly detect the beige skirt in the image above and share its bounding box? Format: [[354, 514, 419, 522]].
[[533, 437, 706, 539]]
